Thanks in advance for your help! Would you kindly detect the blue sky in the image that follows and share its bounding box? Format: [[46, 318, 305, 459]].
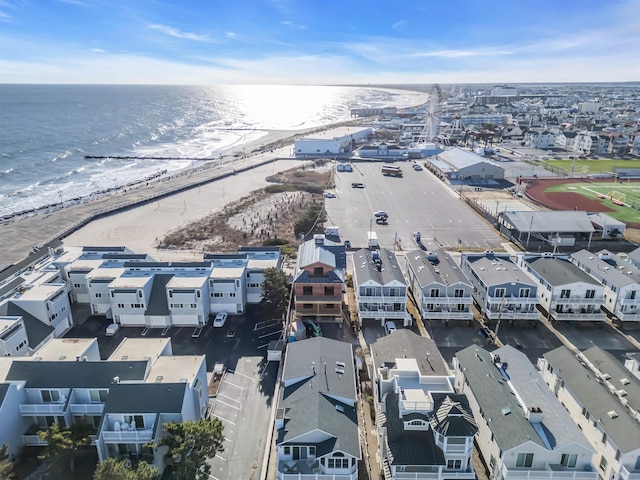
[[1, 0, 638, 84]]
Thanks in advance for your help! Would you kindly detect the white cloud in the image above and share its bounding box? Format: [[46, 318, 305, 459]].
[[91, 48, 105, 53], [148, 24, 210, 42], [0, 10, 11, 21], [391, 20, 407, 32], [411, 49, 512, 58], [224, 32, 237, 39], [281, 20, 306, 30]]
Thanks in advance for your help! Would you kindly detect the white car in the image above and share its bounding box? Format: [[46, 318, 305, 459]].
[[374, 210, 388, 218], [324, 192, 336, 198], [385, 321, 397, 334], [213, 312, 228, 327]]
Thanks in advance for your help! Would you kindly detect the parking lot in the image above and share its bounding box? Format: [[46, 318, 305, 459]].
[[325, 161, 505, 251]]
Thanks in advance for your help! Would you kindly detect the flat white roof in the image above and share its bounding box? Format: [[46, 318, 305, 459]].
[[32, 338, 97, 361], [146, 355, 205, 384], [16, 283, 65, 300], [300, 126, 370, 141], [0, 317, 22, 335], [108, 337, 171, 361], [86, 265, 125, 279], [247, 258, 279, 270], [211, 266, 245, 279], [67, 259, 103, 271], [109, 275, 153, 288], [0, 358, 13, 382], [167, 276, 207, 288]]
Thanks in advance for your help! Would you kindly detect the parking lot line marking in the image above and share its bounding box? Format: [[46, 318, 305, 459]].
[[258, 343, 270, 349], [259, 329, 282, 339], [221, 380, 245, 391], [212, 414, 235, 425], [253, 321, 266, 331], [216, 397, 242, 410], [215, 454, 227, 462], [227, 369, 254, 381], [209, 475, 221, 480]]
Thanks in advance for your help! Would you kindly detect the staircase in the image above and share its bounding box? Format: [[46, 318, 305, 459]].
[[383, 458, 393, 480]]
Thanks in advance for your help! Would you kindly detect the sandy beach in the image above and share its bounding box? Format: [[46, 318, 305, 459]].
[[0, 121, 358, 269]]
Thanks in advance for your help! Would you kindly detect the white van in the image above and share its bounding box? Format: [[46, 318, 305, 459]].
[[385, 321, 397, 334]]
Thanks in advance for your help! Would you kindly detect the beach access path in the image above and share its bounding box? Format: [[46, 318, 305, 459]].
[[0, 144, 298, 270]]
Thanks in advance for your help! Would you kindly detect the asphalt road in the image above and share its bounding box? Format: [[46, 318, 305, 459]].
[[325, 161, 505, 251]]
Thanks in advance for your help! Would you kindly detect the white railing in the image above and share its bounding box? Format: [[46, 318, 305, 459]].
[[551, 311, 604, 321], [424, 310, 473, 320], [278, 472, 358, 480], [69, 403, 104, 415], [501, 464, 598, 480], [357, 295, 407, 304], [101, 429, 154, 442], [552, 297, 604, 305], [619, 464, 640, 480], [22, 434, 47, 446], [19, 403, 65, 415], [485, 310, 539, 320]]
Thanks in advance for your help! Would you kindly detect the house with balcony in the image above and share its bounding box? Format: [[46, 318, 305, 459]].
[[352, 248, 410, 327], [455, 345, 597, 480], [370, 330, 477, 480], [0, 336, 207, 475], [293, 235, 346, 323], [571, 250, 640, 324], [87, 263, 127, 318], [405, 249, 474, 324], [519, 254, 606, 324], [275, 337, 360, 480], [461, 252, 539, 324], [166, 273, 209, 326], [538, 346, 640, 480], [208, 265, 246, 314]]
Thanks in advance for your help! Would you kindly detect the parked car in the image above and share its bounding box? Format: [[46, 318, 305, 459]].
[[412, 164, 423, 171], [302, 319, 323, 337], [337, 164, 345, 172], [385, 321, 397, 335], [324, 192, 336, 198], [351, 182, 365, 188], [213, 312, 228, 327], [374, 210, 388, 218], [343, 164, 353, 172], [344, 240, 351, 249]]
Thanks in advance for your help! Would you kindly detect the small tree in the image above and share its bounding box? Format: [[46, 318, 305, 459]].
[[94, 458, 158, 480], [261, 267, 290, 320], [0, 443, 15, 480], [153, 419, 224, 480], [38, 421, 93, 473]]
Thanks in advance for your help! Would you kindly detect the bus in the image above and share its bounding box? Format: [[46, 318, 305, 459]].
[[381, 164, 403, 177]]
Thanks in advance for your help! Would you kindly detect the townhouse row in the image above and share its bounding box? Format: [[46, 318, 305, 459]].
[[0, 336, 207, 477], [0, 245, 281, 356], [274, 329, 640, 480], [292, 235, 640, 330]]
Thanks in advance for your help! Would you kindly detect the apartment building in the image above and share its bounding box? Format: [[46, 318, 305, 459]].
[[405, 249, 474, 324], [455, 345, 597, 480], [293, 235, 346, 323], [352, 248, 410, 327], [539, 346, 640, 480], [519, 255, 606, 323], [461, 252, 539, 323]]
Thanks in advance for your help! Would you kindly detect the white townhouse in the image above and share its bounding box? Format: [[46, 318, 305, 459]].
[[539, 346, 640, 480], [519, 254, 606, 324], [275, 337, 360, 479], [0, 337, 207, 476], [405, 249, 474, 324], [208, 265, 246, 314], [571, 250, 640, 324], [109, 262, 212, 327], [370, 330, 477, 480], [0, 316, 29, 357], [624, 246, 640, 270], [524, 130, 556, 149], [455, 345, 597, 480], [461, 252, 539, 323], [87, 263, 126, 318], [352, 248, 410, 327], [6, 282, 73, 338], [238, 246, 282, 303]]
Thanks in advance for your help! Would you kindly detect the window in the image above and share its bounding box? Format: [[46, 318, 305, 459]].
[[630, 290, 636, 300], [585, 289, 595, 299], [324, 286, 335, 296], [124, 415, 144, 428], [229, 292, 236, 297], [196, 290, 201, 298], [190, 304, 197, 308], [447, 459, 462, 470], [561, 289, 571, 298], [602, 431, 607, 444], [213, 292, 222, 297], [73, 283, 81, 288], [494, 288, 506, 298], [519, 288, 530, 297], [615, 450, 621, 461], [430, 288, 440, 298], [561, 454, 577, 468], [454, 289, 464, 297], [303, 286, 313, 295], [516, 453, 534, 468], [95, 293, 102, 298], [283, 446, 291, 455], [313, 267, 323, 277], [308, 446, 315, 457], [599, 456, 607, 473], [41, 390, 60, 403], [90, 390, 108, 403], [581, 406, 590, 419], [327, 457, 350, 469]]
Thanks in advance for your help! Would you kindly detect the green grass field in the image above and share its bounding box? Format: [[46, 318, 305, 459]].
[[543, 158, 640, 174], [546, 181, 640, 224]]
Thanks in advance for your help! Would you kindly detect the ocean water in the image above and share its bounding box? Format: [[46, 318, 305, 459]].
[[0, 84, 425, 217]]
